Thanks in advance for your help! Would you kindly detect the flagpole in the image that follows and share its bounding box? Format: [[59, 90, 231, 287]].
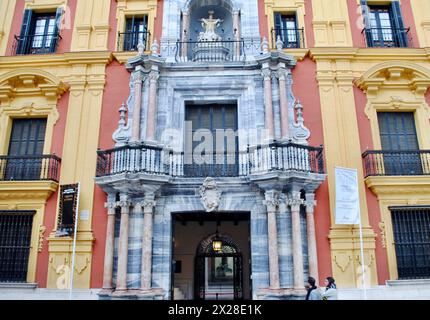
[[69, 183, 80, 301], [358, 215, 368, 300]]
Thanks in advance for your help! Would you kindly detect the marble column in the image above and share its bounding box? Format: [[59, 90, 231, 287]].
[[233, 10, 241, 57], [262, 68, 275, 140], [131, 68, 144, 142], [305, 193, 319, 284], [102, 199, 117, 290], [181, 11, 189, 58], [140, 195, 156, 290], [289, 191, 304, 289], [264, 190, 280, 289], [277, 68, 290, 140], [145, 70, 159, 142], [116, 194, 132, 291]]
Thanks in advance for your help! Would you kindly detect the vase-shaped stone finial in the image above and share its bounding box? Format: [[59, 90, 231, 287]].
[[261, 37, 269, 54], [276, 35, 284, 51]]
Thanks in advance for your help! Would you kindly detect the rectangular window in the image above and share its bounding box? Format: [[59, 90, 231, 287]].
[[377, 112, 422, 175], [391, 207, 430, 280], [121, 15, 148, 51], [16, 8, 63, 55], [361, 1, 409, 47], [4, 119, 47, 180], [274, 13, 302, 48], [0, 211, 35, 283], [185, 104, 238, 177]]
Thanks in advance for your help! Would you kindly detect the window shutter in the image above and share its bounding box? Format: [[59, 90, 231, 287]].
[[50, 7, 64, 53], [360, 0, 374, 47], [17, 9, 33, 54], [391, 1, 408, 47]]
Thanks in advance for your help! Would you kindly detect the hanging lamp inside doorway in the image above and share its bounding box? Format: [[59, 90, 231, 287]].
[[212, 226, 223, 253]]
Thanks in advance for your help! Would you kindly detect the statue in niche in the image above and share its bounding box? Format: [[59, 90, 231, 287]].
[[198, 11, 223, 42]]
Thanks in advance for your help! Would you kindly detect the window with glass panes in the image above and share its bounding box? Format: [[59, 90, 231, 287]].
[[123, 16, 148, 51], [274, 13, 300, 48]]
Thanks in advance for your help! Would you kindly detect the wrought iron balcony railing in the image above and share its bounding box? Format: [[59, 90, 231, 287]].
[[0, 155, 61, 182], [13, 33, 62, 55], [96, 142, 325, 178], [362, 27, 411, 48], [363, 150, 430, 177], [117, 30, 150, 52], [175, 39, 246, 63], [272, 28, 305, 49]]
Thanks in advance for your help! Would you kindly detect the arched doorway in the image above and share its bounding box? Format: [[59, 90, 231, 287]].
[[194, 233, 243, 300]]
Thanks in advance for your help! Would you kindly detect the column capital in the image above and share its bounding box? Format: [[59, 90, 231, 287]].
[[287, 191, 304, 210], [261, 68, 272, 80], [264, 190, 280, 213], [149, 70, 160, 83], [117, 194, 132, 213], [276, 68, 289, 80], [137, 196, 156, 214], [104, 202, 117, 215], [304, 193, 317, 214]]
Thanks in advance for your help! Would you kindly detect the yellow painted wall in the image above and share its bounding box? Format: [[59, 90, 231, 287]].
[[410, 0, 430, 47], [0, 0, 16, 56]]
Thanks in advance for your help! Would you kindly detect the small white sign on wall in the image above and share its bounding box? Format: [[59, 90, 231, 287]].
[[80, 210, 90, 221]]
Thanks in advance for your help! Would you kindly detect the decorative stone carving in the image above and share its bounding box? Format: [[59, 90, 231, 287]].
[[334, 252, 352, 273], [379, 222, 387, 248], [112, 102, 130, 146], [198, 11, 223, 42], [104, 201, 117, 215], [151, 39, 159, 56], [264, 190, 280, 213], [286, 191, 304, 209], [141, 195, 156, 214], [261, 37, 269, 54], [38, 225, 46, 252], [137, 39, 145, 55], [292, 100, 311, 145], [199, 177, 222, 212]]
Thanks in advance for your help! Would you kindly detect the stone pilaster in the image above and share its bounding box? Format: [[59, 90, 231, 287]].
[[102, 196, 117, 290], [131, 68, 144, 142], [264, 190, 280, 289], [115, 194, 132, 292], [305, 193, 319, 284], [262, 68, 275, 140], [233, 10, 241, 57], [146, 70, 160, 142], [288, 190, 304, 289], [277, 68, 290, 140], [140, 194, 156, 291], [181, 11, 189, 57]]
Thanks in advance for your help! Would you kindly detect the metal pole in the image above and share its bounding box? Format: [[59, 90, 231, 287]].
[[69, 183, 80, 301], [358, 214, 368, 300]]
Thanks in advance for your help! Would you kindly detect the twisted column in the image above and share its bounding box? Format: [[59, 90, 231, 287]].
[[116, 194, 132, 291], [277, 68, 290, 139], [131, 68, 144, 142], [146, 70, 160, 142], [305, 193, 319, 284], [289, 191, 304, 289], [102, 198, 117, 290], [140, 194, 156, 290], [262, 68, 275, 140], [264, 190, 280, 289]]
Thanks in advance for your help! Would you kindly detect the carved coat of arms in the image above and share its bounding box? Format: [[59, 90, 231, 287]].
[[199, 177, 222, 212]]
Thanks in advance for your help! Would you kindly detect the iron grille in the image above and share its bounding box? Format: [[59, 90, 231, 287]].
[[0, 211, 35, 282], [391, 207, 430, 279]]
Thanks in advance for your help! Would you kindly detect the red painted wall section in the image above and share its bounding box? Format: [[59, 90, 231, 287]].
[[293, 58, 332, 285], [107, 0, 118, 52], [90, 61, 131, 288], [347, 0, 366, 48], [6, 0, 76, 55], [154, 0, 164, 43], [257, 0, 268, 40], [353, 86, 390, 284], [304, 0, 315, 48], [400, 0, 420, 48], [35, 91, 69, 287]]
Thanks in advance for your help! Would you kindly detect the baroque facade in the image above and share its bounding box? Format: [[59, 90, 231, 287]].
[[0, 0, 430, 300]]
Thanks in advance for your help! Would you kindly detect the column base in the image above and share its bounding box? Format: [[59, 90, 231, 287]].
[[99, 288, 166, 300], [256, 288, 307, 300]]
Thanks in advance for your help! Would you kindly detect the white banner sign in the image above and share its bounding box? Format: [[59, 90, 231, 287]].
[[335, 167, 360, 225]]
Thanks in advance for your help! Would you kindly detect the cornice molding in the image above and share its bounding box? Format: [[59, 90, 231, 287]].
[[365, 176, 430, 198], [0, 181, 59, 201]]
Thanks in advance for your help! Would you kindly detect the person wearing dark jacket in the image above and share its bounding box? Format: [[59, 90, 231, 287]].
[[305, 277, 322, 300]]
